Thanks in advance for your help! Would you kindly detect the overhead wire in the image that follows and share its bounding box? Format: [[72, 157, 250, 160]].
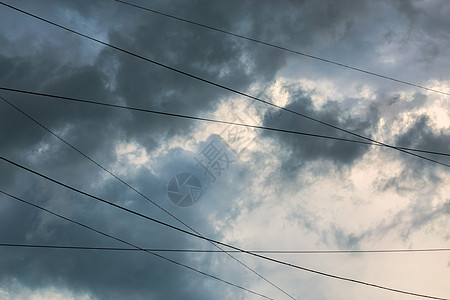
[[1, 243, 449, 254], [0, 94, 295, 300], [2, 90, 448, 298], [0, 1, 447, 168], [0, 2, 448, 298], [113, 0, 450, 97], [1, 89, 449, 159], [0, 190, 274, 300], [3, 4, 444, 298], [0, 156, 447, 300]]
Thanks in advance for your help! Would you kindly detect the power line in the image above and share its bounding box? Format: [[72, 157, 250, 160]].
[[113, 0, 450, 97], [0, 94, 294, 300], [0, 2, 447, 169], [1, 88, 449, 160], [0, 156, 447, 300], [1, 243, 449, 254], [0, 190, 274, 300], [1, 3, 447, 298], [8, 100, 445, 300]]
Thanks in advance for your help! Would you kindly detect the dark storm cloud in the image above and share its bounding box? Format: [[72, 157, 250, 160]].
[[383, 0, 450, 81], [0, 55, 124, 191], [372, 113, 449, 198], [260, 87, 379, 175], [1, 0, 449, 299], [0, 0, 294, 166], [0, 153, 241, 300], [0, 1, 302, 298], [395, 115, 450, 160]]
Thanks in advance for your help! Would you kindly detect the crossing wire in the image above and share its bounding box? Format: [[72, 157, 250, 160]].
[[0, 190, 274, 300], [0, 1, 448, 169], [1, 88, 449, 160], [1, 243, 449, 254], [0, 156, 447, 300], [0, 94, 295, 300]]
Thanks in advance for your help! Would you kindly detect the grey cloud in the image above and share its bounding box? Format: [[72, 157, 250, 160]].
[[395, 115, 450, 158], [367, 198, 449, 242], [330, 227, 365, 250], [374, 113, 449, 195], [260, 87, 378, 176], [314, 197, 450, 249], [0, 157, 234, 300], [1, 0, 450, 299]]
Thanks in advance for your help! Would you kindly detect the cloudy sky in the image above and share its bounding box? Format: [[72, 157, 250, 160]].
[[0, 0, 449, 299]]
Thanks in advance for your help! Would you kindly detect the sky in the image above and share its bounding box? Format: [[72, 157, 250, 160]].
[[0, 0, 449, 299]]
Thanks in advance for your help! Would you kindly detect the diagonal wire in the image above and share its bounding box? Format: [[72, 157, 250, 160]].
[[0, 155, 448, 300], [0, 190, 274, 300], [113, 0, 450, 97], [1, 2, 448, 298], [0, 1, 447, 169], [0, 94, 295, 299], [1, 243, 450, 253], [1, 89, 449, 160]]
